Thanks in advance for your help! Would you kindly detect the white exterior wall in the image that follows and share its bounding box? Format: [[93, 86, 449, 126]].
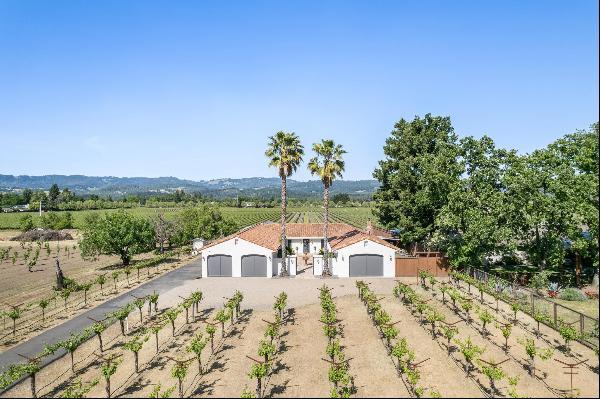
[[289, 238, 323, 254], [289, 239, 303, 255], [200, 238, 274, 278], [275, 257, 297, 276], [331, 240, 396, 278]]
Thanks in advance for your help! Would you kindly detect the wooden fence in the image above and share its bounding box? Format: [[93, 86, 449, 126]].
[[395, 255, 449, 277]]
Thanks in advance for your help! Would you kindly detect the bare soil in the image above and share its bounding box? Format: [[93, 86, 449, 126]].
[[4, 279, 596, 398], [0, 231, 188, 352]]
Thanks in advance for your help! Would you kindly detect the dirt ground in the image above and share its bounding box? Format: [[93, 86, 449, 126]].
[[0, 230, 187, 352], [410, 281, 599, 398], [4, 275, 596, 398]]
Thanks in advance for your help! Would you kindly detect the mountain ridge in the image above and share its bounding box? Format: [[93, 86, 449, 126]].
[[0, 174, 379, 199]]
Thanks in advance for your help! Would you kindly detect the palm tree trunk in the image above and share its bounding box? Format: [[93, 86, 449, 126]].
[[280, 174, 288, 276], [322, 184, 330, 276]]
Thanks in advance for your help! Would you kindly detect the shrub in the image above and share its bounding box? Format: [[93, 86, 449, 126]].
[[558, 288, 588, 302]]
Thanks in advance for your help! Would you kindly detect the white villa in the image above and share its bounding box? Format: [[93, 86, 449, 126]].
[[199, 221, 398, 278]]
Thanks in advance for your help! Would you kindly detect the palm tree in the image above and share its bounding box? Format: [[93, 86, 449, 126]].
[[266, 131, 304, 276], [308, 139, 346, 277]]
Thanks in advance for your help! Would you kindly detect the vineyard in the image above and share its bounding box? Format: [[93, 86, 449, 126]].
[[0, 207, 379, 231], [1, 275, 597, 398], [0, 242, 191, 353]]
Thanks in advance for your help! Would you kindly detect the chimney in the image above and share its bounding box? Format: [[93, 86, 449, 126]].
[[366, 219, 373, 235]]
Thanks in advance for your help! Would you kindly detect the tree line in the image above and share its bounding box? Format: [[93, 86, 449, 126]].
[[1, 185, 366, 211], [373, 115, 598, 284]]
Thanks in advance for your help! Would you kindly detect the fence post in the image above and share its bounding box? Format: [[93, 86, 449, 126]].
[[530, 293, 535, 315], [553, 303, 557, 326], [580, 314, 585, 336]]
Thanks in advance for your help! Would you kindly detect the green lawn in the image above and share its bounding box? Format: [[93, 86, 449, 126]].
[[553, 297, 599, 319]]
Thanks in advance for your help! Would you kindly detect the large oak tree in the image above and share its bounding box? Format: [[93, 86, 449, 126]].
[[79, 209, 155, 265]]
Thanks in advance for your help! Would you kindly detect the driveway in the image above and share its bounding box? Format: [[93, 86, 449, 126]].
[[0, 259, 203, 373]]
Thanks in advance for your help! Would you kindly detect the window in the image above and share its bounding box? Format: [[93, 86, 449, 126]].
[[320, 239, 325, 249]]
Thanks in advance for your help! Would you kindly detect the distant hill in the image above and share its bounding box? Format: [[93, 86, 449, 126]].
[[0, 175, 379, 199]]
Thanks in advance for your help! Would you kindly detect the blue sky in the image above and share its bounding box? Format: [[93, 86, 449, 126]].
[[0, 0, 598, 181]]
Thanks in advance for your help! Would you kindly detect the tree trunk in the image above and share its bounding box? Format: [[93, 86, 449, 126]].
[[139, 308, 143, 323], [55, 259, 64, 290], [322, 184, 330, 277], [256, 377, 262, 398], [280, 174, 288, 276], [30, 373, 36, 398], [178, 379, 183, 399], [98, 333, 104, 352], [122, 253, 130, 266], [155, 333, 159, 353], [134, 353, 139, 373], [575, 252, 582, 287], [119, 320, 125, 336], [105, 378, 111, 398], [70, 352, 75, 373], [198, 358, 202, 375]]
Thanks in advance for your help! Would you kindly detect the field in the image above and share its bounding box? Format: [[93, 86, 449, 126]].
[[0, 207, 380, 230], [0, 230, 190, 353], [1, 277, 598, 398], [0, 206, 379, 356]]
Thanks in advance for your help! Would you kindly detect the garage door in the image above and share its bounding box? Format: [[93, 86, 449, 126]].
[[349, 255, 384, 277], [241, 255, 267, 277], [207, 255, 232, 277]]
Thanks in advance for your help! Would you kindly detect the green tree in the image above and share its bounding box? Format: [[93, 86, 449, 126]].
[[172, 205, 238, 246], [265, 131, 304, 276], [332, 193, 350, 205], [79, 210, 155, 265], [373, 114, 462, 246], [308, 139, 346, 276], [432, 136, 515, 267], [48, 184, 60, 208], [20, 214, 35, 232]]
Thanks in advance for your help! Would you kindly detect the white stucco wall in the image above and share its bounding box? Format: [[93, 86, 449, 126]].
[[200, 238, 275, 278], [331, 240, 396, 277], [274, 257, 297, 276], [289, 238, 324, 254]]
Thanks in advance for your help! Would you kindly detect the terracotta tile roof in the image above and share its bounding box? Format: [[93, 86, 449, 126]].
[[329, 229, 398, 250], [286, 223, 356, 238], [371, 226, 392, 238], [201, 222, 398, 252]]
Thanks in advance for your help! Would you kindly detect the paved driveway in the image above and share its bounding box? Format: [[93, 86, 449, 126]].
[[0, 259, 203, 373]]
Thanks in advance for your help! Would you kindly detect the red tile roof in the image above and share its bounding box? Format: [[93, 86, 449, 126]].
[[201, 222, 397, 252]]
